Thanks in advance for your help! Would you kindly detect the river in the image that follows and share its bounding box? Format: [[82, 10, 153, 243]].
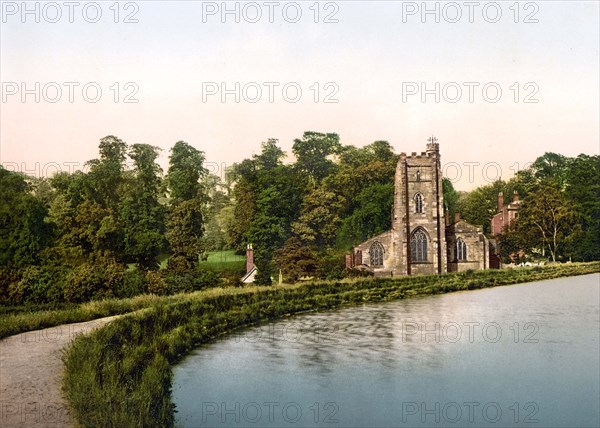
[[172, 273, 600, 427]]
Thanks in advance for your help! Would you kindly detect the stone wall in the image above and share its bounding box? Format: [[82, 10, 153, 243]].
[[446, 220, 489, 272], [393, 144, 446, 275], [353, 230, 394, 276]]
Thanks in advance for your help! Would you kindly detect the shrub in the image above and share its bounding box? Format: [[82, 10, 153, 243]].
[[193, 270, 221, 289], [5, 265, 69, 305], [163, 272, 194, 294], [115, 270, 148, 298], [316, 249, 348, 280], [146, 271, 168, 295], [64, 261, 125, 303], [345, 268, 374, 278], [220, 271, 243, 287]]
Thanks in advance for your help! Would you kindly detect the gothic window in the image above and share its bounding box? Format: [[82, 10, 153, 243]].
[[369, 241, 384, 267], [455, 239, 467, 261], [411, 229, 428, 262], [416, 170, 421, 182], [414, 193, 423, 213]]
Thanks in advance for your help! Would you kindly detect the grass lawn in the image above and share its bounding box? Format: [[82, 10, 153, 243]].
[[155, 250, 245, 271], [198, 250, 246, 272]]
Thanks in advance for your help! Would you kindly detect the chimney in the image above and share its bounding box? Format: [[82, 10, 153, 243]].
[[513, 190, 519, 202], [497, 192, 504, 211], [454, 212, 461, 223], [246, 244, 254, 273]]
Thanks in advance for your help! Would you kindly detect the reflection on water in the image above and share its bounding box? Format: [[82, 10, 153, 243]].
[[173, 274, 600, 427]]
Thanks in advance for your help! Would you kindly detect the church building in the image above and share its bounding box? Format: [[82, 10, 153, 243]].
[[346, 138, 492, 276]]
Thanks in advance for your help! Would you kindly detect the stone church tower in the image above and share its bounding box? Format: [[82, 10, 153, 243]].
[[347, 137, 489, 276], [392, 138, 447, 275]]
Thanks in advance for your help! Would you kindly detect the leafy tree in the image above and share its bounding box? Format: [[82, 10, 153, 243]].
[[0, 167, 50, 268], [456, 180, 506, 233], [336, 183, 393, 248], [165, 141, 208, 269], [442, 178, 458, 219], [121, 144, 166, 269], [292, 186, 344, 249], [563, 154, 600, 261], [201, 174, 231, 252], [531, 152, 569, 188], [165, 200, 205, 270], [514, 180, 576, 261], [166, 141, 207, 202], [248, 165, 304, 284], [274, 236, 318, 282], [86, 135, 128, 210], [292, 131, 342, 186]]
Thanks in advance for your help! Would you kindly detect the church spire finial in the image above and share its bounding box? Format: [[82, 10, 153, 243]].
[[426, 135, 439, 154]]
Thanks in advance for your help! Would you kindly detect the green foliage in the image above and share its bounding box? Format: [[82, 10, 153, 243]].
[[163, 270, 221, 294], [274, 236, 318, 282], [64, 260, 126, 303], [0, 167, 51, 267], [3, 132, 599, 306], [116, 270, 149, 298], [316, 249, 348, 280], [165, 200, 205, 270], [165, 141, 207, 202], [122, 144, 166, 270], [514, 180, 577, 261], [442, 178, 458, 219], [292, 131, 342, 185], [336, 183, 393, 248], [292, 187, 344, 248], [7, 265, 67, 305]]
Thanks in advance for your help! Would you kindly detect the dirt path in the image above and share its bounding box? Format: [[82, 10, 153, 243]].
[[0, 316, 121, 428]]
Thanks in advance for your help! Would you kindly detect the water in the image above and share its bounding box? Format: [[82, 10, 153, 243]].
[[172, 274, 600, 427]]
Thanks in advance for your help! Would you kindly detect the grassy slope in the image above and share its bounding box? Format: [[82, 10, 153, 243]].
[[60, 263, 600, 427]]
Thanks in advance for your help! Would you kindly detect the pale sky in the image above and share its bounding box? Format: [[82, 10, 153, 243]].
[[1, 1, 598, 190]]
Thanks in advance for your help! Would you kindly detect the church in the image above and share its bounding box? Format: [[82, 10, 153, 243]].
[[346, 138, 493, 276]]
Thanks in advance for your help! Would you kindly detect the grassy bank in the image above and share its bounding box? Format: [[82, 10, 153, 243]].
[[62, 262, 600, 427], [0, 294, 186, 340]]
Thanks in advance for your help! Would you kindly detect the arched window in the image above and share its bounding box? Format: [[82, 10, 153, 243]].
[[411, 229, 428, 262], [369, 241, 384, 267], [455, 239, 467, 261], [414, 193, 423, 213], [416, 170, 421, 182]]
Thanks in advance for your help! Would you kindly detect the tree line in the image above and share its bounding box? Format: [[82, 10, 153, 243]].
[[1, 133, 598, 304]]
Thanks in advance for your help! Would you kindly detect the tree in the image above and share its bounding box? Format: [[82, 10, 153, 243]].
[[292, 131, 342, 186], [248, 165, 304, 284], [292, 186, 344, 249], [531, 152, 569, 188], [86, 135, 128, 210], [166, 141, 207, 202], [563, 154, 600, 261], [336, 183, 393, 248], [121, 144, 166, 269], [442, 178, 458, 220], [457, 180, 506, 234], [514, 180, 576, 261], [0, 167, 50, 268], [274, 236, 318, 283], [165, 141, 208, 269], [165, 200, 205, 270]]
